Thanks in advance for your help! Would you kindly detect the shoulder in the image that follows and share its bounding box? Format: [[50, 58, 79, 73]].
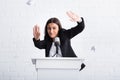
[[60, 28, 66, 32], [59, 28, 66, 37]]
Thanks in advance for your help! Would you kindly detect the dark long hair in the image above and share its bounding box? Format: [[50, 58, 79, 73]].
[[44, 17, 62, 41]]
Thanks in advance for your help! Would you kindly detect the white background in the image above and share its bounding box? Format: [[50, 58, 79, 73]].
[[0, 0, 120, 80]]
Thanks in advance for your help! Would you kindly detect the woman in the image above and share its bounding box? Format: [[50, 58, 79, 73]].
[[33, 11, 85, 57]]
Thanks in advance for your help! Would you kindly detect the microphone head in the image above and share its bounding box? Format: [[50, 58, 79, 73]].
[[54, 37, 60, 46]]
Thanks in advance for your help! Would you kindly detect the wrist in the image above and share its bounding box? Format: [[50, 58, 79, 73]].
[[77, 17, 82, 23], [34, 37, 40, 41]]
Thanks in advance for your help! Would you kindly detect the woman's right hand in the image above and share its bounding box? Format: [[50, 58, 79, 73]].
[[33, 25, 40, 40]]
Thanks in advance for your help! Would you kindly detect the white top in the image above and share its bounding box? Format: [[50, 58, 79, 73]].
[[49, 42, 62, 57]]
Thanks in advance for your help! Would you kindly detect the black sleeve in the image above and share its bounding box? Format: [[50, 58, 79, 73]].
[[33, 38, 46, 49], [64, 17, 85, 39]]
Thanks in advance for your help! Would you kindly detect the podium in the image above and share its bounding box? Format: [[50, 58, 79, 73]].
[[32, 57, 84, 80]]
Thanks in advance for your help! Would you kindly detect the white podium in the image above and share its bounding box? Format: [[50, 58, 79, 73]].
[[32, 57, 84, 80]]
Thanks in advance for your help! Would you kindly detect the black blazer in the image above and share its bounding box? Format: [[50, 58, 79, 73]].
[[33, 18, 85, 57]]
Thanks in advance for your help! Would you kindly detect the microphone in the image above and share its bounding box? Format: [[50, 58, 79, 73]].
[[54, 37, 60, 47], [54, 37, 60, 55]]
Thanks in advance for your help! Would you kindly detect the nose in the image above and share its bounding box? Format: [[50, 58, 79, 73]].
[[50, 29, 53, 34]]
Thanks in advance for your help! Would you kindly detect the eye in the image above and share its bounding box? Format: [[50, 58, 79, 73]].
[[53, 27, 56, 30], [47, 27, 51, 30]]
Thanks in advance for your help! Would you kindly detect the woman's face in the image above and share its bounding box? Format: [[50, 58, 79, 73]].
[[47, 23, 59, 39]]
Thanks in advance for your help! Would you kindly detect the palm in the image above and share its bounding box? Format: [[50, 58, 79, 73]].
[[33, 25, 40, 40], [66, 11, 82, 22]]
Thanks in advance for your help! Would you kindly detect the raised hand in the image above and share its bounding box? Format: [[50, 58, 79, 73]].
[[33, 25, 40, 40], [66, 11, 82, 22]]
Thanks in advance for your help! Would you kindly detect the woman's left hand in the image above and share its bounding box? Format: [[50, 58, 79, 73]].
[[66, 11, 82, 22]]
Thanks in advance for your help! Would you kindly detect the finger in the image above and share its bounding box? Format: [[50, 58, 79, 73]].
[[33, 27, 36, 37], [69, 11, 75, 15], [37, 26, 40, 32], [34, 25, 36, 31], [35, 25, 39, 33], [69, 11, 77, 19], [67, 11, 75, 20], [66, 12, 69, 17], [69, 19, 74, 22], [69, 11, 78, 17], [33, 26, 35, 33], [66, 11, 72, 18], [33, 26, 36, 34]]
